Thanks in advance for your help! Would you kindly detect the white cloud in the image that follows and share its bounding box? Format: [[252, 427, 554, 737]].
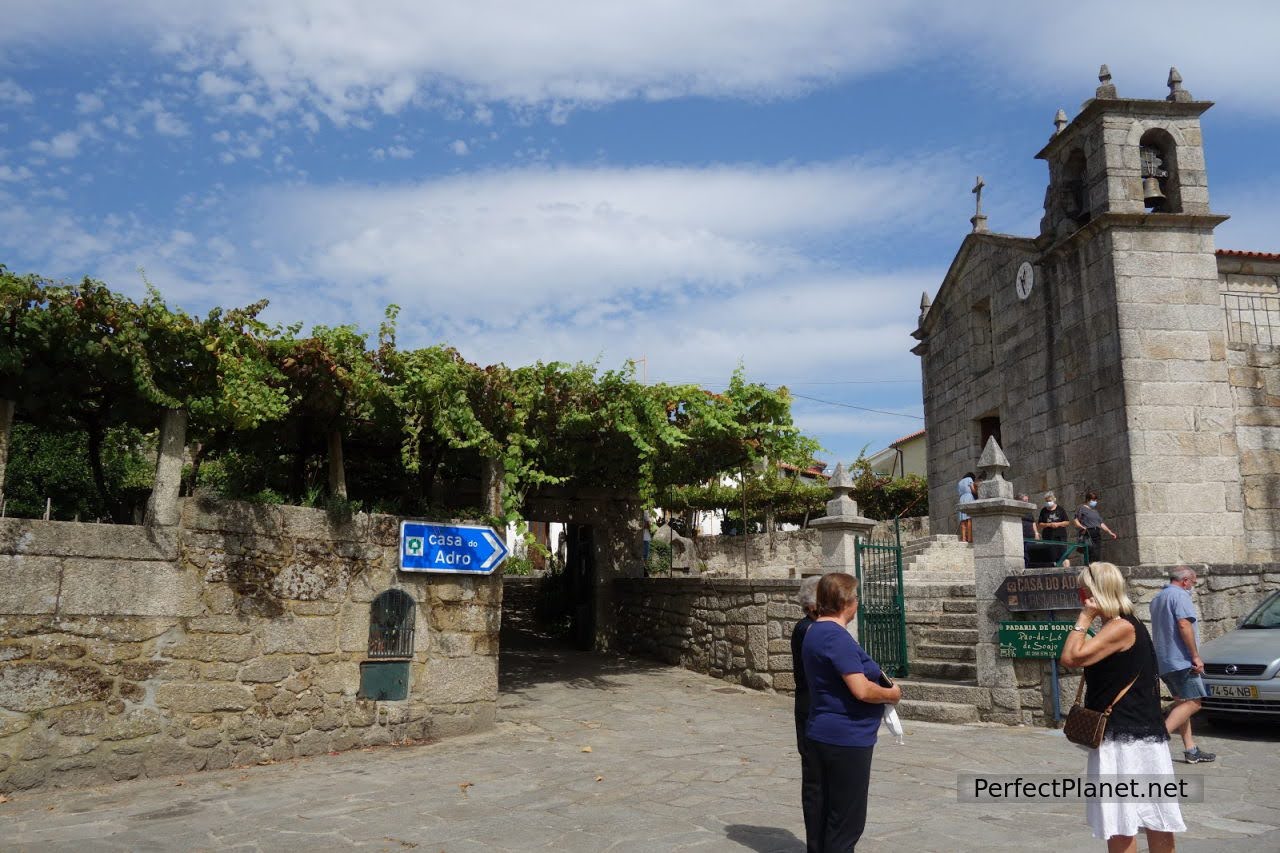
[[74, 92, 104, 114], [30, 129, 83, 158], [142, 98, 190, 136], [197, 70, 239, 97], [0, 78, 33, 107], [4, 2, 1278, 123], [449, 139, 468, 156], [0, 164, 34, 182]]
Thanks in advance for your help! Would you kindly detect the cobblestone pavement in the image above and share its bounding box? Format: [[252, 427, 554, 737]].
[[4, 628, 1278, 852]]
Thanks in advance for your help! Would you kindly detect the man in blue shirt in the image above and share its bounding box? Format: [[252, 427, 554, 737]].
[[1150, 567, 1216, 764]]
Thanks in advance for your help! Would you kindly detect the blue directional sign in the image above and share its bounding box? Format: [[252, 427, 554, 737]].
[[399, 521, 509, 574]]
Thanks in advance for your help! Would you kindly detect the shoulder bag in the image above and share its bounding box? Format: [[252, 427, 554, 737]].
[[1063, 673, 1139, 749]]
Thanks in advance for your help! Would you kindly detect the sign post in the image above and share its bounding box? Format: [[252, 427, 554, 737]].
[[399, 521, 509, 575], [995, 571, 1079, 612]]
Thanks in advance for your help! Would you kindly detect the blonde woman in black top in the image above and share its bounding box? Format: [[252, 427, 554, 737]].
[[1060, 562, 1185, 852]]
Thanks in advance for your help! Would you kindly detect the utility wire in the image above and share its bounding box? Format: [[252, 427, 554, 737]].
[[787, 392, 924, 420]]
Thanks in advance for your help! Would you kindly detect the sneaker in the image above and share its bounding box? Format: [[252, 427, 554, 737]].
[[1184, 747, 1216, 764]]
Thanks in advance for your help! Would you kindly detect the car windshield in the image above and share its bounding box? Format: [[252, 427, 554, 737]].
[[1241, 592, 1280, 628]]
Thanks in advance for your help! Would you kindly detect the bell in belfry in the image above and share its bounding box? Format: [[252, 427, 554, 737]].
[[1142, 175, 1166, 207], [1140, 145, 1168, 209]]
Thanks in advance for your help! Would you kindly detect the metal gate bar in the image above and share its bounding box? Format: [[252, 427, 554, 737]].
[[855, 535, 908, 678]]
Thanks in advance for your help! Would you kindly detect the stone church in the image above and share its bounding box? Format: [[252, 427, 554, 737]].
[[912, 67, 1279, 567]]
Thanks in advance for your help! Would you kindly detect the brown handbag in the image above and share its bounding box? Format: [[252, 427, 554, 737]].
[[1063, 673, 1139, 748]]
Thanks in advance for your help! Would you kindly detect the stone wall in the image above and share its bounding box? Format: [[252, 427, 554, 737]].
[[612, 578, 803, 692], [680, 518, 928, 579], [690, 531, 819, 578], [1227, 343, 1280, 563], [0, 498, 501, 793]]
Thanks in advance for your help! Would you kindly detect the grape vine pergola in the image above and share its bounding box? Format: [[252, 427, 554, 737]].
[[0, 268, 824, 527]]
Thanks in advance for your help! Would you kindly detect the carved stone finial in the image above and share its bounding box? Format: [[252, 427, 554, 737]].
[[919, 291, 932, 311], [970, 175, 988, 233], [1096, 64, 1117, 99], [1166, 66, 1192, 102], [976, 436, 1014, 499], [821, 462, 862, 520], [1053, 108, 1068, 135], [828, 462, 853, 492]]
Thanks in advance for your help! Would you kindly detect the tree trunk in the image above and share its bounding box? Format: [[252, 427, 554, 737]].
[[327, 427, 347, 499], [481, 456, 504, 517], [85, 418, 112, 521], [145, 408, 187, 527], [0, 398, 13, 507]]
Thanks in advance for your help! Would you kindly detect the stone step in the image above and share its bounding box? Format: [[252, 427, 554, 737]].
[[902, 581, 975, 597], [942, 599, 977, 613], [895, 699, 981, 725], [926, 628, 979, 645], [897, 677, 988, 706], [938, 613, 978, 629], [916, 642, 976, 662], [910, 660, 978, 680]]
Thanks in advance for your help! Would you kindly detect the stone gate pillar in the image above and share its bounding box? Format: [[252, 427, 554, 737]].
[[965, 437, 1035, 724], [809, 463, 876, 576]]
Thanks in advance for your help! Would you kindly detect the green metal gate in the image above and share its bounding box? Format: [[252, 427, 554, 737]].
[[855, 531, 908, 678]]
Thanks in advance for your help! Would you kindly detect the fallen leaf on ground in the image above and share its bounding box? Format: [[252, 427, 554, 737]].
[[174, 781, 185, 787], [581, 746, 592, 753], [458, 782, 473, 793], [0, 795, 10, 804], [595, 776, 603, 782]]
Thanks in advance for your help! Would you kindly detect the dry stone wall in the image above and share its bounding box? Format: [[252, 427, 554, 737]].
[[0, 498, 501, 793], [612, 578, 803, 692]]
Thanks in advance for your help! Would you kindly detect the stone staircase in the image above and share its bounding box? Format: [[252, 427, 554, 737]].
[[893, 535, 991, 724]]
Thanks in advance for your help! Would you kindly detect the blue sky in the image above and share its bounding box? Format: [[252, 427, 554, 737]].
[[2, 2, 1278, 467]]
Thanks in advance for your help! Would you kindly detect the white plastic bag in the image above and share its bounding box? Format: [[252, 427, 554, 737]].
[[882, 704, 905, 745]]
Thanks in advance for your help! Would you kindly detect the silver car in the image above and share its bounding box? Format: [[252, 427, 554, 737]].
[[1199, 590, 1280, 720]]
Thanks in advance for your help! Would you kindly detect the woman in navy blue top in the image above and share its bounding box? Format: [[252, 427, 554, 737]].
[[801, 572, 901, 852]]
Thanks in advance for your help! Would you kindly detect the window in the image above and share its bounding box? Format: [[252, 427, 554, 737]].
[[368, 589, 415, 659]]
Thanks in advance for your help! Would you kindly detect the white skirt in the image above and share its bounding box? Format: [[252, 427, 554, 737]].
[[1085, 737, 1187, 840]]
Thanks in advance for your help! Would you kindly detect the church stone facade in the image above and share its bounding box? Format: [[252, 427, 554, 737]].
[[913, 68, 1279, 566]]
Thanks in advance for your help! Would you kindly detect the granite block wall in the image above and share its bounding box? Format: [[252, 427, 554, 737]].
[[611, 578, 804, 692], [0, 498, 501, 793]]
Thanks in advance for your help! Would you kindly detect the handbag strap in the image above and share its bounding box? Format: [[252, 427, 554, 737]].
[[1073, 672, 1139, 713], [1102, 676, 1139, 715]]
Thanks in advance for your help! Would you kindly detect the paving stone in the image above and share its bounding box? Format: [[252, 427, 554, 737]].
[[1, 625, 1276, 852]]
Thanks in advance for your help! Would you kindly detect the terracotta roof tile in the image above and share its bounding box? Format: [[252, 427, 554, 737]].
[[889, 429, 926, 447], [1217, 249, 1280, 261]]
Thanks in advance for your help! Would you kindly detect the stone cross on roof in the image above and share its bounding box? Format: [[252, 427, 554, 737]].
[[970, 175, 988, 233]]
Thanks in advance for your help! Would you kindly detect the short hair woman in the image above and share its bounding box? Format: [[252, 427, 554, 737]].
[[1060, 562, 1185, 853], [800, 572, 901, 851]]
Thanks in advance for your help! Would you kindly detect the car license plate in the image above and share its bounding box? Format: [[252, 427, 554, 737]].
[[1209, 684, 1259, 699]]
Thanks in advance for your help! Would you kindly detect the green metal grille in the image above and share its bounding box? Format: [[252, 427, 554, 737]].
[[855, 534, 908, 678]]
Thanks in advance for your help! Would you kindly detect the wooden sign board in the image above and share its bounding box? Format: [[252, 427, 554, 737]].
[[998, 621, 1083, 659], [996, 571, 1079, 612]]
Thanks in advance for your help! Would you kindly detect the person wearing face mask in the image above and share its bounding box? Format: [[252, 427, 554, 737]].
[[1038, 492, 1072, 565], [1074, 490, 1118, 563]]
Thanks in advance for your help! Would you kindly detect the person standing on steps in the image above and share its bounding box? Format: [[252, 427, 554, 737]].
[[957, 471, 977, 543], [1074, 490, 1117, 563], [1150, 567, 1216, 765]]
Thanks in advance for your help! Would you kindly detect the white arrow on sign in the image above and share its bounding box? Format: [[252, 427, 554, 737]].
[[480, 529, 505, 570]]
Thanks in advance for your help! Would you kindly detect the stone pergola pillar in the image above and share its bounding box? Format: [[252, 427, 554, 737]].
[[965, 437, 1035, 724], [144, 408, 187, 527], [808, 463, 876, 576]]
